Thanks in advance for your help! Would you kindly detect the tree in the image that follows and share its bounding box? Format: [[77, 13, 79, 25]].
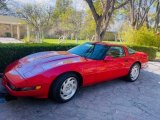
[[52, 0, 73, 38], [0, 0, 9, 15], [53, 0, 72, 17], [129, 0, 156, 30], [69, 10, 84, 40], [17, 3, 53, 43], [155, 0, 160, 32], [80, 10, 96, 40], [0, 0, 7, 9], [52, 0, 84, 40], [85, 0, 129, 41]]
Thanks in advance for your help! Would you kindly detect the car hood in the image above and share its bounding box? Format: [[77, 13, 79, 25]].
[[19, 51, 79, 64], [10, 51, 84, 78]]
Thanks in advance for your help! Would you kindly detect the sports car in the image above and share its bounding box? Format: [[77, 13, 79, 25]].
[[2, 42, 148, 103]]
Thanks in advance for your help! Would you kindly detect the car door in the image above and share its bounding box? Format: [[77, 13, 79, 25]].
[[95, 46, 128, 83]]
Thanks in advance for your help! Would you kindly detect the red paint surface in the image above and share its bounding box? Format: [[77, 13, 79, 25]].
[[2, 43, 148, 98]]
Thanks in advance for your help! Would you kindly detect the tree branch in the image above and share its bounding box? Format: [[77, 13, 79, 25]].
[[114, 0, 129, 10], [101, 0, 112, 19], [85, 0, 99, 21], [0, 0, 8, 10]]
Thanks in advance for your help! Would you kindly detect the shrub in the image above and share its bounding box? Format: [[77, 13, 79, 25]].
[[122, 26, 160, 48], [0, 43, 77, 73], [126, 44, 158, 60], [5, 32, 11, 37], [0, 43, 158, 73]]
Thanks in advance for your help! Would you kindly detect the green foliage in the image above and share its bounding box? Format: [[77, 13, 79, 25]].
[[53, 0, 72, 16], [157, 52, 160, 59], [79, 0, 104, 39], [80, 10, 96, 39], [94, 0, 103, 15], [126, 44, 158, 60], [52, 0, 83, 39], [0, 0, 7, 10], [17, 3, 53, 43], [122, 26, 160, 47], [5, 32, 11, 37], [53, 0, 74, 31], [0, 43, 77, 73], [0, 43, 157, 73]]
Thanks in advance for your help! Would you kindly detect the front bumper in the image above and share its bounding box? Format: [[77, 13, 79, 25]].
[[2, 75, 49, 99]]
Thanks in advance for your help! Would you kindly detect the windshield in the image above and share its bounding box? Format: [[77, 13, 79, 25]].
[[68, 42, 109, 60]]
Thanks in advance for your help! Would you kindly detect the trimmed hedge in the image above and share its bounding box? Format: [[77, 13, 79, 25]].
[[0, 43, 158, 73], [126, 44, 158, 60], [0, 43, 77, 73]]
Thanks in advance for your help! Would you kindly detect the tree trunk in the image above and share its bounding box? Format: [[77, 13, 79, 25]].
[[95, 33, 101, 42], [155, 1, 160, 32], [85, 0, 129, 42], [100, 30, 106, 41], [41, 30, 44, 43], [130, 0, 136, 28], [35, 30, 42, 43], [95, 26, 107, 42], [145, 14, 149, 28], [95, 24, 102, 42]]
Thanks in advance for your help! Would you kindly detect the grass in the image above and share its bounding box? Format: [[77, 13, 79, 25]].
[[43, 38, 122, 44], [43, 39, 88, 44], [156, 52, 160, 59]]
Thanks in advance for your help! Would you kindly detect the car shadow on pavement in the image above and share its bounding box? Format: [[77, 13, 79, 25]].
[[0, 70, 160, 120]]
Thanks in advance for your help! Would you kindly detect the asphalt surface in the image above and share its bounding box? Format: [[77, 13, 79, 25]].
[[0, 37, 24, 43], [0, 62, 160, 120]]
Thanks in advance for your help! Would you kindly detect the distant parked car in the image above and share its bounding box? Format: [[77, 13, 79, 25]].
[[2, 42, 148, 103]]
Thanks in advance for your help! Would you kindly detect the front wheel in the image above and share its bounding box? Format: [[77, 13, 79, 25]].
[[127, 63, 140, 82], [49, 73, 79, 103]]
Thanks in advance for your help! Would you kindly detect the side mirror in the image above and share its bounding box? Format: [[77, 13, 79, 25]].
[[104, 56, 113, 61]]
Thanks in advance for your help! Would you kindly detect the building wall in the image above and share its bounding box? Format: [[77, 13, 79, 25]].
[[0, 23, 26, 39], [103, 31, 117, 41], [0, 24, 11, 37]]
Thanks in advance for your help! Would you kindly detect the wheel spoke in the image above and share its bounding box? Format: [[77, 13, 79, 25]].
[[60, 77, 78, 100], [131, 65, 140, 81]]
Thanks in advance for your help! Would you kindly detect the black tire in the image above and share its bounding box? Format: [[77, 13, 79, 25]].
[[126, 63, 140, 82], [49, 73, 79, 103]]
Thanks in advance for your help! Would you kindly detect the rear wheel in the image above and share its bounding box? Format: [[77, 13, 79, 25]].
[[127, 63, 140, 82], [50, 73, 79, 103]]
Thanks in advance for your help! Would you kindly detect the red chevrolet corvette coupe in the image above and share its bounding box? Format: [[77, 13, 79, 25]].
[[2, 42, 148, 103]]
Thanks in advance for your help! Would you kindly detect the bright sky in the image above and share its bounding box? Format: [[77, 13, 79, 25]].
[[13, 0, 86, 10], [14, 0, 54, 4]]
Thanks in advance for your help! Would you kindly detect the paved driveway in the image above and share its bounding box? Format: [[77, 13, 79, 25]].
[[0, 62, 160, 120], [0, 37, 24, 43]]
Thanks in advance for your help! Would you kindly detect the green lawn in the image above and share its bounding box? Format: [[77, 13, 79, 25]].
[[43, 39, 122, 44], [156, 52, 160, 59], [43, 39, 88, 44]]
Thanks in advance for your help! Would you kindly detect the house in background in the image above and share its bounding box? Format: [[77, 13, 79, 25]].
[[0, 15, 30, 42], [103, 31, 118, 41]]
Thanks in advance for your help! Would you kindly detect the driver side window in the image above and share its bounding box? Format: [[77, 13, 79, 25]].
[[106, 46, 125, 58]]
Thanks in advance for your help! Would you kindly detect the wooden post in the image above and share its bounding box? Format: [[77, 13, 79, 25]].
[[10, 24, 13, 37], [17, 24, 20, 39], [27, 25, 30, 42]]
